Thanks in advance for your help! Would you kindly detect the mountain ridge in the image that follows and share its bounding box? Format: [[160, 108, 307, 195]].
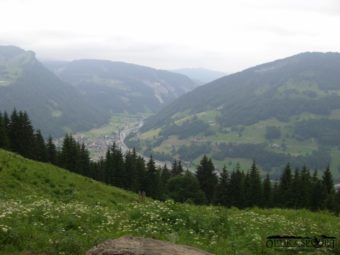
[[130, 52, 340, 180]]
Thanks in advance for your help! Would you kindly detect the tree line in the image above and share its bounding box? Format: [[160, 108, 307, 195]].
[[1, 110, 340, 213]]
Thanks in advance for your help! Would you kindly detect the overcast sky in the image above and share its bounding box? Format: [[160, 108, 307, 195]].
[[1, 0, 340, 72]]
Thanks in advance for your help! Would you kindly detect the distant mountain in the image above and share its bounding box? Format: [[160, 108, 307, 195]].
[[0, 46, 109, 137], [172, 68, 226, 84], [130, 52, 340, 181], [44, 59, 197, 113]]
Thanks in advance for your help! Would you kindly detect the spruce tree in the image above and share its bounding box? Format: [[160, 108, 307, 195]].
[[79, 143, 90, 177], [228, 165, 245, 208], [8, 110, 35, 158], [310, 170, 323, 211], [160, 164, 171, 198], [0, 113, 9, 149], [322, 166, 336, 211], [279, 164, 293, 207], [248, 161, 262, 207], [322, 166, 335, 195], [299, 166, 312, 209], [213, 165, 230, 206], [196, 155, 217, 203], [262, 174, 272, 208], [135, 156, 146, 192], [145, 156, 161, 199], [171, 160, 184, 176], [33, 130, 47, 162], [46, 136, 57, 164]]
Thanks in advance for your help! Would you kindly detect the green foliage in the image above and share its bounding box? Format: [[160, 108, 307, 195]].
[[1, 150, 340, 255], [167, 172, 206, 204], [196, 155, 218, 203]]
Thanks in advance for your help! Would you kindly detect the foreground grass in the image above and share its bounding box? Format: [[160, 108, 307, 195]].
[[0, 149, 339, 255]]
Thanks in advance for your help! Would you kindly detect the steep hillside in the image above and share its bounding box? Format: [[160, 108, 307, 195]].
[[1, 149, 340, 254], [130, 52, 340, 180], [173, 68, 226, 84], [45, 59, 197, 113], [0, 46, 109, 137]]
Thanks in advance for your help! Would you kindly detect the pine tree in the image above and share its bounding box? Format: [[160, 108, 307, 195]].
[[112, 145, 125, 188], [322, 166, 336, 211], [125, 149, 138, 191], [0, 113, 9, 149], [279, 164, 293, 207], [160, 164, 171, 199], [213, 165, 230, 206], [79, 143, 90, 177], [228, 164, 245, 208], [135, 156, 146, 192], [262, 174, 272, 208], [46, 136, 57, 164], [248, 161, 262, 207], [33, 130, 47, 162], [291, 168, 300, 208], [299, 166, 312, 209], [196, 155, 217, 203], [310, 170, 323, 211], [145, 156, 161, 199], [171, 160, 183, 176], [104, 147, 113, 184], [8, 110, 35, 158], [322, 166, 335, 195]]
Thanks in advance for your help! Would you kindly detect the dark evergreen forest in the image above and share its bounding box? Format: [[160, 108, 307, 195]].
[[1, 110, 339, 213]]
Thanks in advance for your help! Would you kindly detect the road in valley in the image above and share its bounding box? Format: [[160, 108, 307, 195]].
[[117, 120, 172, 168]]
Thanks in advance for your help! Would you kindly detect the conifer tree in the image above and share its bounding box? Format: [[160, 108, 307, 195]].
[[160, 164, 171, 198], [145, 156, 161, 199], [0, 113, 9, 149], [310, 170, 323, 211], [213, 165, 230, 206], [79, 143, 90, 176], [322, 166, 336, 211], [248, 161, 262, 207], [125, 149, 137, 191], [46, 136, 57, 164], [228, 164, 245, 208], [33, 130, 47, 162], [322, 166, 335, 195], [8, 110, 35, 158], [299, 166, 312, 208], [171, 160, 184, 176], [279, 163, 293, 207], [112, 145, 125, 188], [135, 156, 146, 192], [196, 155, 217, 203], [262, 174, 272, 208], [291, 168, 300, 208]]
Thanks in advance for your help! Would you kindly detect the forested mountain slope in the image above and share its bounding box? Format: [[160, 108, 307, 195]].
[[45, 59, 197, 113], [130, 52, 340, 180], [0, 46, 109, 137]]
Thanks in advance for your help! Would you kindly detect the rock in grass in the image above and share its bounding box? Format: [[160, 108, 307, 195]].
[[86, 236, 213, 255]]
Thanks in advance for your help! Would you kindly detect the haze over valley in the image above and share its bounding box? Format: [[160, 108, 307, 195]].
[[1, 1, 340, 254]]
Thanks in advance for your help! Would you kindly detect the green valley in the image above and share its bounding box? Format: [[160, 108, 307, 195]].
[[130, 53, 340, 181]]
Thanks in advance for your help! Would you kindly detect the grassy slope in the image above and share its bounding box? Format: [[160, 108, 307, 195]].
[[0, 149, 340, 255]]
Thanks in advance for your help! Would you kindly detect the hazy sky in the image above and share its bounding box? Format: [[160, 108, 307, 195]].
[[1, 0, 340, 72]]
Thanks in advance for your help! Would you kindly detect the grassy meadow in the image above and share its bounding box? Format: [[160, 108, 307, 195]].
[[0, 149, 339, 255]]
